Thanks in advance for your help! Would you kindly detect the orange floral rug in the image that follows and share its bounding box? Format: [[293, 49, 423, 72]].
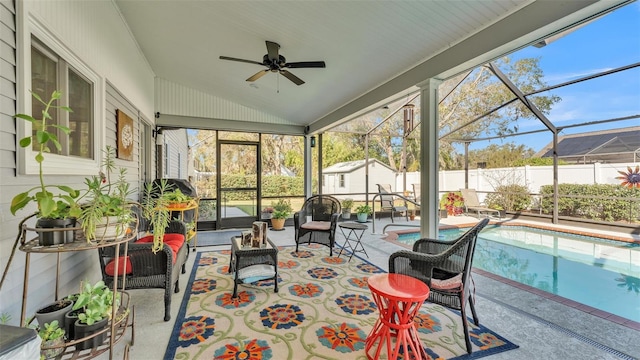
[[165, 246, 518, 359]]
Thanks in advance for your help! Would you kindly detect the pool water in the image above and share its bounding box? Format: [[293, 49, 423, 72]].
[[396, 225, 640, 323]]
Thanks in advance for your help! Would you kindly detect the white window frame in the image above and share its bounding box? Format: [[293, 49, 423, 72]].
[[17, 14, 103, 176]]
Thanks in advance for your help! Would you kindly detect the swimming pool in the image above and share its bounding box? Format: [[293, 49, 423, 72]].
[[395, 225, 640, 323]]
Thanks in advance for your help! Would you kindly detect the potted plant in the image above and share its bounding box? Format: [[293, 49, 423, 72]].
[[271, 199, 292, 230], [10, 90, 81, 245], [38, 320, 65, 359], [71, 280, 118, 350], [261, 206, 274, 219], [163, 188, 193, 209], [78, 146, 134, 242], [34, 298, 74, 336], [440, 192, 464, 216], [355, 204, 372, 223], [408, 208, 416, 221], [341, 198, 354, 220]]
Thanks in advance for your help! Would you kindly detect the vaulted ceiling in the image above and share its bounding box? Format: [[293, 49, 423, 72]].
[[114, 0, 623, 134]]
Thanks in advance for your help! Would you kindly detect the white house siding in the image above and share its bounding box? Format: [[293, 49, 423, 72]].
[[161, 128, 189, 179], [0, 1, 155, 323], [155, 78, 293, 125]]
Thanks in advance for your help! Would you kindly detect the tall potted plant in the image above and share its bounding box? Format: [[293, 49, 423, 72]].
[[271, 199, 292, 230], [10, 90, 81, 245], [140, 179, 173, 253]]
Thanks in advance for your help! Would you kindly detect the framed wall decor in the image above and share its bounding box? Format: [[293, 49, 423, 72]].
[[116, 109, 134, 161]]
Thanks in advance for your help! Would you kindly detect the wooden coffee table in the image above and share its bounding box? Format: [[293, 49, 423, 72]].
[[229, 237, 279, 298]]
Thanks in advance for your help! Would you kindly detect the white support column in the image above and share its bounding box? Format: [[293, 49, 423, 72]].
[[304, 135, 312, 198], [419, 78, 442, 239]]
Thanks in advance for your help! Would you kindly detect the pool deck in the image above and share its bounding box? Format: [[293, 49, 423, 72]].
[[101, 215, 640, 360]]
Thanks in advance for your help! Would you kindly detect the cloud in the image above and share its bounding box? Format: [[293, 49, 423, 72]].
[[544, 68, 614, 84]]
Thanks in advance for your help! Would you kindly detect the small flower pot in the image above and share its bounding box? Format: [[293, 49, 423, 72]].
[[73, 318, 108, 350], [36, 218, 76, 246], [271, 218, 285, 230], [35, 299, 74, 331], [341, 209, 352, 220], [356, 213, 368, 223], [40, 337, 65, 360]]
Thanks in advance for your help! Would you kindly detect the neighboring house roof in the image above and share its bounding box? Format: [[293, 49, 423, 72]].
[[536, 126, 640, 162], [323, 159, 395, 174]]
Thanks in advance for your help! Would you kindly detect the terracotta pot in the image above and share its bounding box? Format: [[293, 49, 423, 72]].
[[271, 218, 285, 230]]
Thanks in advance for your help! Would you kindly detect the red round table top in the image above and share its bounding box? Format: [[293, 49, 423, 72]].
[[367, 273, 429, 302]]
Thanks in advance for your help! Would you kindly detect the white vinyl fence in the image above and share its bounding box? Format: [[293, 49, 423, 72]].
[[401, 162, 639, 202]]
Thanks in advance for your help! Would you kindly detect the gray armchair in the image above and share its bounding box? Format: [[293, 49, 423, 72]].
[[389, 218, 490, 353]]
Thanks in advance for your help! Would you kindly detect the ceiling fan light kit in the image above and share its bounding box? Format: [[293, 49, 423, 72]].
[[220, 41, 326, 86]]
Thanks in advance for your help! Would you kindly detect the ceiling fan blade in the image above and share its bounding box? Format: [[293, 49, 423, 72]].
[[280, 70, 305, 86], [246, 69, 269, 82], [285, 61, 326, 69], [219, 56, 264, 66], [265, 41, 280, 61]]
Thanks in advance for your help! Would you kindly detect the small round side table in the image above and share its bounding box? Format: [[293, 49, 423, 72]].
[[366, 273, 430, 360], [338, 222, 368, 261]]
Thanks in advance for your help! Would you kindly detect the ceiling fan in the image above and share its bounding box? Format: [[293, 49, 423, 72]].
[[219, 41, 326, 86]]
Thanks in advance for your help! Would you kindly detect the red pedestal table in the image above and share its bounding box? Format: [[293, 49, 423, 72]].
[[366, 273, 430, 360]]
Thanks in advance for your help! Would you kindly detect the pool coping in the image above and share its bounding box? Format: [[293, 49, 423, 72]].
[[382, 220, 640, 331]]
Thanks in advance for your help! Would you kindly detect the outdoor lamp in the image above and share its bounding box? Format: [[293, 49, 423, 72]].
[[310, 136, 316, 148]]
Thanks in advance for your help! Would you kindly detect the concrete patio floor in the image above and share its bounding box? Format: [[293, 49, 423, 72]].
[[101, 215, 639, 360]]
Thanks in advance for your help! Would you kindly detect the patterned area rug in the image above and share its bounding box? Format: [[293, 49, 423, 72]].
[[165, 246, 518, 359]]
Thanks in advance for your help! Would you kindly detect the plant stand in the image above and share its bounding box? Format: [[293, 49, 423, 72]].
[[166, 199, 199, 251], [18, 214, 136, 360]]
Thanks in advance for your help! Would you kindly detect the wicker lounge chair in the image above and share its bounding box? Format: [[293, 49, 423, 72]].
[[294, 195, 341, 256], [459, 188, 501, 219], [389, 218, 490, 354]]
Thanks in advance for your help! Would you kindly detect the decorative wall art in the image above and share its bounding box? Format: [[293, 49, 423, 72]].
[[116, 109, 134, 161]]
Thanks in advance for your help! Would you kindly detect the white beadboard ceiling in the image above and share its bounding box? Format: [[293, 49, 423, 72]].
[[114, 0, 619, 133]]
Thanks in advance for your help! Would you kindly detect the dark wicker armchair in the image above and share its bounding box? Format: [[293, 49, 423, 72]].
[[98, 208, 189, 321], [389, 218, 490, 353], [294, 195, 341, 256]]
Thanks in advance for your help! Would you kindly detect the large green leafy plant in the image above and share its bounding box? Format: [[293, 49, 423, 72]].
[[10, 91, 81, 219], [72, 280, 117, 325], [271, 198, 293, 219]]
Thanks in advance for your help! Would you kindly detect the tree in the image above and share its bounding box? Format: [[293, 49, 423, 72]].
[[461, 143, 535, 169]]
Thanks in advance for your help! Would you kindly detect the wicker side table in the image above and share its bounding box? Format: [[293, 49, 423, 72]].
[[229, 237, 279, 298]]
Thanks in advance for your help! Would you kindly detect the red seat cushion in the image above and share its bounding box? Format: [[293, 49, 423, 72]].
[[135, 233, 185, 263], [105, 256, 132, 276]]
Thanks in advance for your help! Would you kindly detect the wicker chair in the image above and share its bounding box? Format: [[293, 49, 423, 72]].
[[294, 195, 341, 256], [388, 218, 490, 353], [98, 208, 189, 321]]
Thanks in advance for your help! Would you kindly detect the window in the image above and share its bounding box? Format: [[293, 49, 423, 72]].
[[339, 174, 345, 188], [31, 38, 93, 159]]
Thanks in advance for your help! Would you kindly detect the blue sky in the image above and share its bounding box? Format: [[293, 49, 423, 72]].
[[472, 2, 640, 152]]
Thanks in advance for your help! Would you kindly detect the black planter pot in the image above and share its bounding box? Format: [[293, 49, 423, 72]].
[[74, 318, 108, 350], [34, 299, 74, 330], [64, 309, 80, 340], [36, 218, 76, 246]]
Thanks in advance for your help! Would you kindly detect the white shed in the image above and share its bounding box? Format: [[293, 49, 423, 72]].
[[322, 159, 397, 200]]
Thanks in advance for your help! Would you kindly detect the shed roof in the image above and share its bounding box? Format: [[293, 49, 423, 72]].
[[323, 159, 395, 174]]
